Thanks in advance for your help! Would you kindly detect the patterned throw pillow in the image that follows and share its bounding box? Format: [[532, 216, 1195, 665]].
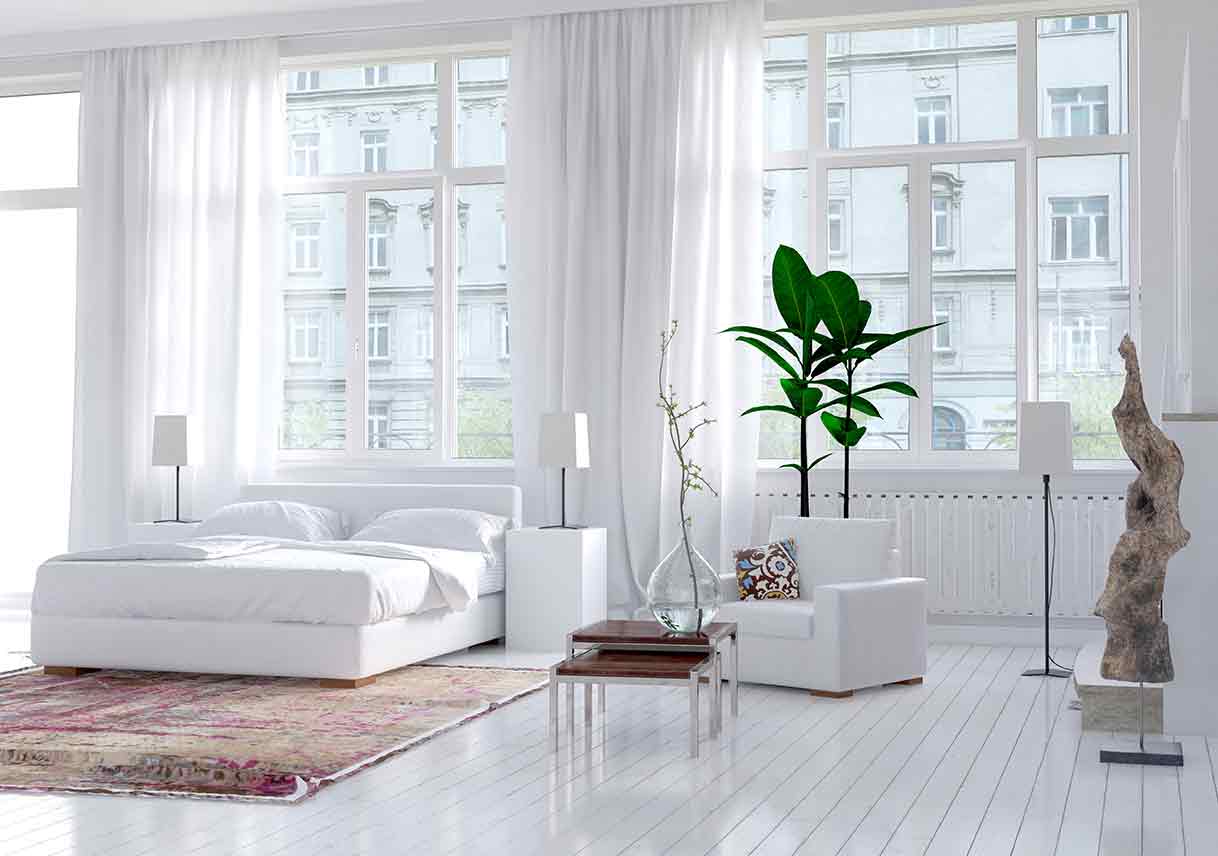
[[734, 538, 799, 601]]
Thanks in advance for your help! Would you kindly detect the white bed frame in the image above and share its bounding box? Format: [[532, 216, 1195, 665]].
[[31, 483, 522, 687]]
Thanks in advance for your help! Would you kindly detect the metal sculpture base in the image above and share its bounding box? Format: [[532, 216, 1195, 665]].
[[539, 524, 587, 530], [1100, 680, 1183, 767]]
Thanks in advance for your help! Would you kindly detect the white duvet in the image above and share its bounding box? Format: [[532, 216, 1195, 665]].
[[33, 537, 488, 626]]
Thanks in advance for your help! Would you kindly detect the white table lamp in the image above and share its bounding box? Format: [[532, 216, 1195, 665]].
[[1017, 401, 1073, 679], [539, 412, 590, 529], [152, 414, 197, 523]]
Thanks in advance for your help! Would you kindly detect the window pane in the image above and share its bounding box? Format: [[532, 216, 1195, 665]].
[[284, 63, 437, 175], [367, 188, 436, 451], [828, 165, 910, 450], [282, 193, 347, 450], [457, 56, 509, 168], [456, 183, 513, 459], [827, 22, 1016, 149], [1038, 13, 1127, 137], [765, 36, 808, 153], [759, 169, 808, 460], [0, 209, 76, 592], [1038, 154, 1129, 459], [0, 93, 79, 191], [932, 161, 1017, 451]]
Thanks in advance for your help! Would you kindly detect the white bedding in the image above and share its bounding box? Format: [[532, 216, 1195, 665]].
[[33, 537, 490, 626]]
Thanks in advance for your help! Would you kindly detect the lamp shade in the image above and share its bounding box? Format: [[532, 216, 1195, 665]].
[[539, 412, 590, 469], [152, 414, 189, 467], [1018, 402, 1072, 475]]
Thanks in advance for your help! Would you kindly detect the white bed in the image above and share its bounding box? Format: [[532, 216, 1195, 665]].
[[30, 483, 521, 686]]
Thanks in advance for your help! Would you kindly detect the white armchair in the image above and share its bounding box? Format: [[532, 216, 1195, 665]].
[[716, 516, 927, 697]]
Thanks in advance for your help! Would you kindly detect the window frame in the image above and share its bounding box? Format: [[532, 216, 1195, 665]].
[[762, 4, 1138, 470], [361, 129, 389, 173], [280, 46, 510, 466]]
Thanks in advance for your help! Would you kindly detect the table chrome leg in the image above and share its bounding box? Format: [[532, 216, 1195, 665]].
[[549, 669, 559, 751], [599, 682, 606, 716], [689, 670, 700, 758], [584, 684, 593, 747], [731, 632, 739, 717], [713, 650, 722, 737], [567, 682, 575, 747]]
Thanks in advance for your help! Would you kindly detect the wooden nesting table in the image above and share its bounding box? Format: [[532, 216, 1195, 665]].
[[549, 620, 739, 758]]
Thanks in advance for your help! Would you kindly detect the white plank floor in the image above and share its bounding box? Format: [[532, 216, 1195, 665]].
[[1, 640, 1215, 855]]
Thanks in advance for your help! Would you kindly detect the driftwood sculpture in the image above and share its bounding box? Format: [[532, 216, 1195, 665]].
[[1094, 335, 1190, 683]]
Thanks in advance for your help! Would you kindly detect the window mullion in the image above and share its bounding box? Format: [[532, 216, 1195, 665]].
[[908, 155, 932, 461], [347, 186, 368, 456]]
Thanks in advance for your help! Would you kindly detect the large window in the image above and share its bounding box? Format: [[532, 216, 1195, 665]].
[[280, 53, 511, 461], [0, 90, 80, 592], [762, 9, 1134, 463]]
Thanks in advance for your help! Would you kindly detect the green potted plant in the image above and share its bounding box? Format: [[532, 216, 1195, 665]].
[[728, 244, 940, 518]]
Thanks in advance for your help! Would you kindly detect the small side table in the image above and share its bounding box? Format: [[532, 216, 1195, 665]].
[[550, 619, 739, 758], [127, 522, 200, 544]]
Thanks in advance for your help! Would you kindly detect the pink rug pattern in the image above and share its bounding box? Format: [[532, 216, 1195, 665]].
[[0, 665, 545, 802]]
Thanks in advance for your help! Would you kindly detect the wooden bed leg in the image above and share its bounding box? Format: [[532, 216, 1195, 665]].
[[43, 667, 100, 678], [319, 676, 377, 689], [809, 688, 853, 699], [887, 677, 923, 686]]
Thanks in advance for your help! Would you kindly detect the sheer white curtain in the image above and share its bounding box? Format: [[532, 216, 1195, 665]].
[[507, 0, 763, 611], [70, 39, 282, 550]]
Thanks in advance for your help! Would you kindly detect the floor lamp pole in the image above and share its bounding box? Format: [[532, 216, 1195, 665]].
[[1023, 473, 1070, 678]]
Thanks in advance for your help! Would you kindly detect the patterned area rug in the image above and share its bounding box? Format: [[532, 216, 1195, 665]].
[[0, 665, 545, 802]]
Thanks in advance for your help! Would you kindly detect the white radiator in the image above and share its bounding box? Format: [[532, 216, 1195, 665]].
[[753, 490, 1125, 618]]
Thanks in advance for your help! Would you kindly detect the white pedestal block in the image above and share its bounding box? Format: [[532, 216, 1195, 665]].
[[1163, 414, 1218, 737], [506, 527, 607, 653]]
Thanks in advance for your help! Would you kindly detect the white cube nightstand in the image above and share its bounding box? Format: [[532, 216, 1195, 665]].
[[128, 521, 200, 544], [507, 527, 607, 653]]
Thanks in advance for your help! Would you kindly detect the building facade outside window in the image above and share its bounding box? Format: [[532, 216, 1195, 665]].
[[761, 10, 1135, 462], [288, 311, 323, 362], [281, 53, 511, 460]]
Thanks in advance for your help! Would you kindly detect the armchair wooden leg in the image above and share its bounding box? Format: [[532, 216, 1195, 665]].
[[887, 677, 923, 686], [809, 688, 854, 699]]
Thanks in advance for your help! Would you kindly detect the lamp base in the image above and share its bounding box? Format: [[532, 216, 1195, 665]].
[[154, 518, 201, 524], [1100, 741, 1183, 767], [538, 523, 586, 530], [1021, 667, 1072, 678]]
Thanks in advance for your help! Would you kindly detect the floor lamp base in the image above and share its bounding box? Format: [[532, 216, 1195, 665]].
[[1021, 667, 1072, 678], [1101, 741, 1184, 767]]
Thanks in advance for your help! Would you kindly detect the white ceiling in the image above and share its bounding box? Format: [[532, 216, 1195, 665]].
[[0, 0, 420, 39]]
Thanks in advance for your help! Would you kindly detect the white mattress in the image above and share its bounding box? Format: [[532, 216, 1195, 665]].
[[33, 543, 493, 626]]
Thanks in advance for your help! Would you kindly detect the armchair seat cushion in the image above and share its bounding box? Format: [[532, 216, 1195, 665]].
[[715, 598, 815, 640]]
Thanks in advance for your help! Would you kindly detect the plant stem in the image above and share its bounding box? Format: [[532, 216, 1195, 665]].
[[843, 364, 853, 519], [799, 415, 809, 517]]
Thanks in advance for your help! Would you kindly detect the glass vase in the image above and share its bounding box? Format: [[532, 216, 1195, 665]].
[[646, 540, 720, 634]]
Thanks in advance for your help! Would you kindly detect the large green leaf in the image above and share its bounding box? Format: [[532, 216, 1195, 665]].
[[854, 300, 873, 344], [811, 270, 861, 344], [822, 412, 868, 447], [812, 377, 850, 396], [822, 394, 881, 418], [735, 336, 799, 378], [854, 380, 919, 399], [722, 326, 800, 361], [810, 352, 847, 379], [741, 404, 799, 418], [801, 385, 824, 417], [771, 245, 815, 333], [780, 378, 806, 411], [864, 321, 945, 356], [845, 425, 867, 445]]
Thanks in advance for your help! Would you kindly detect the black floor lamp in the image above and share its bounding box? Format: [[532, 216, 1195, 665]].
[[1017, 401, 1074, 679]]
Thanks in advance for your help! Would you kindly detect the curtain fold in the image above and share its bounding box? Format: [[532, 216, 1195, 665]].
[[70, 39, 282, 550], [507, 0, 763, 611]]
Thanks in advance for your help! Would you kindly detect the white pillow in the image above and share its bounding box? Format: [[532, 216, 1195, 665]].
[[195, 501, 347, 542], [350, 507, 509, 562]]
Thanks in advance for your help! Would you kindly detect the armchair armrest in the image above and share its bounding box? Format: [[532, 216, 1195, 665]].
[[718, 572, 737, 602], [813, 576, 927, 692]]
